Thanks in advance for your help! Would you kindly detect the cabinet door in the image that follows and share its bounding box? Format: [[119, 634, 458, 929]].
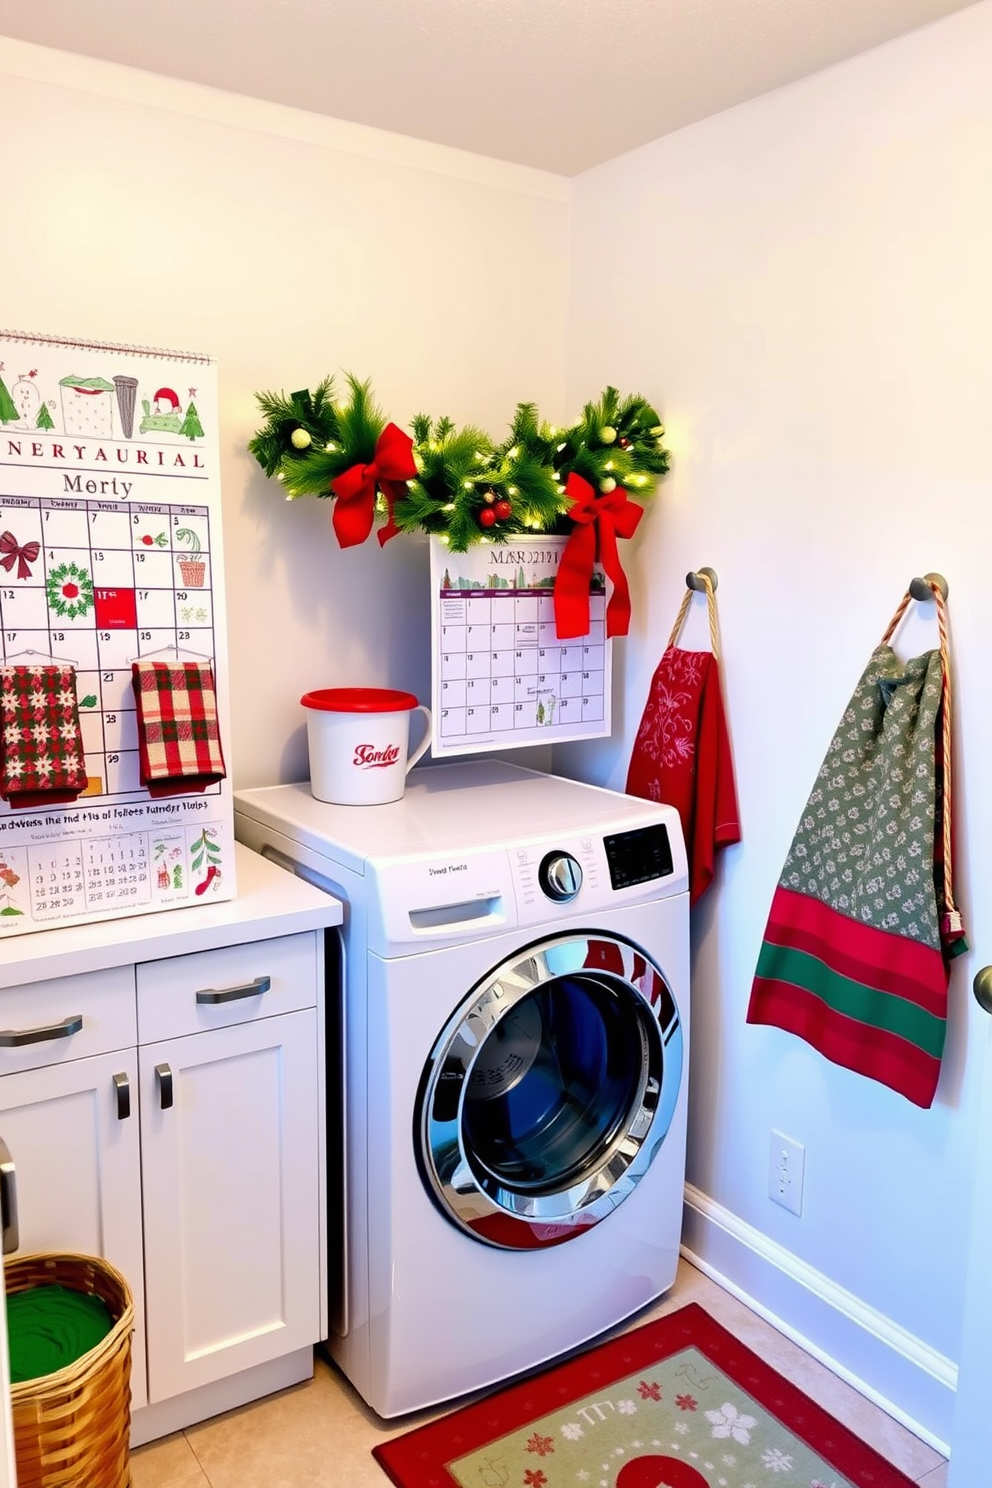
[[139, 1008, 319, 1403], [0, 1051, 147, 1409]]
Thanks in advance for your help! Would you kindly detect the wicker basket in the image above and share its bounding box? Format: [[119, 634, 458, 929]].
[[6, 1252, 134, 1488]]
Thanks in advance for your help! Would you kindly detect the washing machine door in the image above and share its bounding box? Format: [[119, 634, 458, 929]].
[[417, 931, 683, 1250]]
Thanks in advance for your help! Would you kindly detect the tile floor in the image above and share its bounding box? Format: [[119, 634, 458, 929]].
[[130, 1259, 949, 1488]]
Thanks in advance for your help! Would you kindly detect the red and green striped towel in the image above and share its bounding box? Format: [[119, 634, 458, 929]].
[[747, 644, 966, 1108]]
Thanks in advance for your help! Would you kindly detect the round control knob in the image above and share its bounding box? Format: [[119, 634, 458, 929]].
[[539, 851, 583, 903]]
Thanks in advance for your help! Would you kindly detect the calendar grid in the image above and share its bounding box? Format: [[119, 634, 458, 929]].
[[430, 539, 612, 756], [0, 494, 218, 801]]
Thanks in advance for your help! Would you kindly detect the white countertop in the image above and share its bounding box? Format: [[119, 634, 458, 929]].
[[0, 843, 344, 990]]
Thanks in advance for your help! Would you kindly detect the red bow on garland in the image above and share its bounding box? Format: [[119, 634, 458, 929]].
[[552, 473, 643, 640], [0, 531, 41, 581], [330, 423, 417, 549]]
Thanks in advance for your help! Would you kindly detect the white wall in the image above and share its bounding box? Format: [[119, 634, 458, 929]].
[[557, 0, 992, 1446], [0, 38, 569, 787]]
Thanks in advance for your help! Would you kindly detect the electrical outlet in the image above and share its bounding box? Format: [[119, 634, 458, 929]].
[[769, 1130, 805, 1216]]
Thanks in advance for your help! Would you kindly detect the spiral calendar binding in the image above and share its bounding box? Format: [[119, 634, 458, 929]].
[[0, 329, 213, 364]]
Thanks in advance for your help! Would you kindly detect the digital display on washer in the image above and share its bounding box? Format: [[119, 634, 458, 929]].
[[603, 824, 673, 889]]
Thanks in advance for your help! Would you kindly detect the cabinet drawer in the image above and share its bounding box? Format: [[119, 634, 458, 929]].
[[136, 933, 318, 1043], [0, 967, 136, 1074]]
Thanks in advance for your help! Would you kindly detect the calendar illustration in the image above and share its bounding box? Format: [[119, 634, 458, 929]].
[[430, 536, 612, 757], [0, 329, 235, 937]]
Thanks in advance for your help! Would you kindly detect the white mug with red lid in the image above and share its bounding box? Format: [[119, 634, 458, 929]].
[[301, 687, 433, 805]]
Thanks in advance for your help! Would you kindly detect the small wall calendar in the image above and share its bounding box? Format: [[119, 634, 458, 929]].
[[429, 536, 612, 756], [0, 329, 235, 936]]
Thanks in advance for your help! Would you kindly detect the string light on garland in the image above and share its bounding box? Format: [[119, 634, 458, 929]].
[[248, 373, 671, 637]]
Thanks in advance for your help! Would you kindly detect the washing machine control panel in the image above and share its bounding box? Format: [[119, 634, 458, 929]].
[[603, 823, 674, 890], [538, 850, 582, 902]]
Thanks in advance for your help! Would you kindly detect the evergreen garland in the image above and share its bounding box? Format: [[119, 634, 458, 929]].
[[249, 373, 669, 552]]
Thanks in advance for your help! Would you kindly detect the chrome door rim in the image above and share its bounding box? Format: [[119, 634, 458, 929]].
[[417, 932, 683, 1249]]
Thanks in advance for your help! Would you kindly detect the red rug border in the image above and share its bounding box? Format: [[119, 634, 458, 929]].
[[372, 1301, 917, 1488]]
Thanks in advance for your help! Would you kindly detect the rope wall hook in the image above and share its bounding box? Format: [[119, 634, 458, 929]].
[[669, 568, 721, 659], [909, 572, 948, 601]]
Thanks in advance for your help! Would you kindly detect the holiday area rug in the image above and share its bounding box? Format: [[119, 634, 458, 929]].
[[373, 1303, 916, 1488]]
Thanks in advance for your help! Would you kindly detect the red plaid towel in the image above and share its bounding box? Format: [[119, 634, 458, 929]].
[[132, 660, 226, 798], [1, 664, 88, 810]]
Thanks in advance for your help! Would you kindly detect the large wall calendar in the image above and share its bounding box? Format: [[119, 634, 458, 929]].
[[429, 536, 612, 756], [0, 330, 235, 936]]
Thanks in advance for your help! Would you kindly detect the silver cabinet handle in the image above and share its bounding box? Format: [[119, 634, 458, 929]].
[[113, 1072, 131, 1121], [195, 975, 271, 1005], [0, 1136, 18, 1256], [974, 967, 992, 1015], [156, 1062, 174, 1110], [0, 1013, 83, 1048]]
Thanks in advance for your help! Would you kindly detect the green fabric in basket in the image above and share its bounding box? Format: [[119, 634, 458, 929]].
[[6, 1284, 114, 1384]]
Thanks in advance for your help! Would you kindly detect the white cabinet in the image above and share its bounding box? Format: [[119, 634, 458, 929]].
[[137, 937, 319, 1402], [0, 967, 147, 1409], [0, 911, 329, 1442]]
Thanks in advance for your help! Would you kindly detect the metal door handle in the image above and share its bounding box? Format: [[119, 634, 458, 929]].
[[195, 975, 271, 1005], [974, 967, 992, 1015], [0, 1013, 83, 1048], [113, 1071, 131, 1120], [0, 1136, 18, 1256], [156, 1062, 174, 1110]]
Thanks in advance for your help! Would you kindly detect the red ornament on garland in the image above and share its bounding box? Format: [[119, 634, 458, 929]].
[[478, 507, 497, 528], [493, 499, 512, 521]]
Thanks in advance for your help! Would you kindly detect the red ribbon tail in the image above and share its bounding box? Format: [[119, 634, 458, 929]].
[[376, 480, 407, 547], [554, 524, 597, 639], [599, 517, 632, 637], [0, 553, 15, 577]]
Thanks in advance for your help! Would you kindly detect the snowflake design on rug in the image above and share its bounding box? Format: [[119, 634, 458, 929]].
[[523, 1470, 547, 1487], [675, 1394, 697, 1412], [705, 1402, 756, 1444], [761, 1445, 794, 1473], [526, 1434, 555, 1457], [46, 560, 94, 619], [560, 1423, 584, 1441], [637, 1381, 662, 1401]]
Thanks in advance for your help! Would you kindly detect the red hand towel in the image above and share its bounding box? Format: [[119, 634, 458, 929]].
[[132, 660, 226, 798], [0, 664, 88, 810], [626, 647, 740, 905]]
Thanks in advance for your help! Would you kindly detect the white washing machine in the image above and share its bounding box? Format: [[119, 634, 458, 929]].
[[234, 760, 689, 1419]]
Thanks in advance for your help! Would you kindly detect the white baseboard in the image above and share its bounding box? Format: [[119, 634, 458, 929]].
[[681, 1184, 954, 1455], [130, 1348, 314, 1448]]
